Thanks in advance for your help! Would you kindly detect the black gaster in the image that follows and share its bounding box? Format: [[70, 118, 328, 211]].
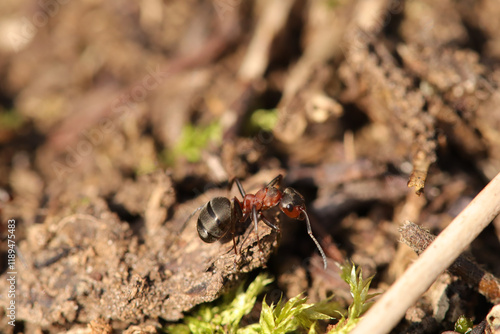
[[197, 197, 232, 243]]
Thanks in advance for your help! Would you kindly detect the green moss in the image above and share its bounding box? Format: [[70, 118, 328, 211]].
[[167, 273, 273, 334], [167, 262, 376, 334], [0, 110, 24, 130], [327, 263, 377, 333], [248, 109, 278, 132], [454, 315, 473, 334], [254, 293, 339, 334], [163, 120, 222, 165]]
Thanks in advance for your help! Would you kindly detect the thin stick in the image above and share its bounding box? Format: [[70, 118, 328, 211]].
[[400, 221, 500, 304], [351, 172, 500, 334]]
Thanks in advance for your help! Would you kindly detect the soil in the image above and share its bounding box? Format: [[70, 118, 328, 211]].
[[1, 0, 500, 333]]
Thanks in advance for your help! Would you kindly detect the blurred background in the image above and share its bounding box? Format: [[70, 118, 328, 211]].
[[1, 0, 500, 332]]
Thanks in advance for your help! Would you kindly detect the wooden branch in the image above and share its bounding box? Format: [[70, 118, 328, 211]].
[[351, 172, 500, 334]]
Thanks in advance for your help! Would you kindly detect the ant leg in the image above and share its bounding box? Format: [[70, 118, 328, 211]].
[[300, 209, 328, 269], [252, 206, 264, 254], [266, 174, 283, 189], [231, 221, 238, 255], [230, 198, 243, 255], [259, 214, 280, 232], [260, 214, 281, 247], [229, 177, 246, 197], [235, 179, 246, 197]]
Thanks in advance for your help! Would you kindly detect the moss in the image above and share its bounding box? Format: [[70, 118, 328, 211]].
[[162, 120, 222, 165], [167, 262, 376, 334], [248, 109, 278, 132], [0, 110, 24, 130], [454, 315, 473, 334]]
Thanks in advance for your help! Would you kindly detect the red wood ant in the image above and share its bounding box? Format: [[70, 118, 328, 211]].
[[193, 174, 327, 269]]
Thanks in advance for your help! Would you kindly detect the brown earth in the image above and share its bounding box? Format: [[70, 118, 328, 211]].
[[1, 0, 500, 333]]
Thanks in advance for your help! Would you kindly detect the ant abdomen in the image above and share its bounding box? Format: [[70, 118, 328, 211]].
[[197, 197, 232, 243]]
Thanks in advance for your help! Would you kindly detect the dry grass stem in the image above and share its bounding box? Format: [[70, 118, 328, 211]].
[[400, 221, 500, 304], [351, 172, 500, 334]]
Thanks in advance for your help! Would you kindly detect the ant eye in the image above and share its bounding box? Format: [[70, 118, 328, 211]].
[[286, 204, 293, 212]]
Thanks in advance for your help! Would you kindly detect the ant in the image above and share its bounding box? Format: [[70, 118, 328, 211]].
[[192, 174, 327, 269]]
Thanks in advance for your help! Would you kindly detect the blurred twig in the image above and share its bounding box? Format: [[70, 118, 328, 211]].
[[238, 0, 295, 81]]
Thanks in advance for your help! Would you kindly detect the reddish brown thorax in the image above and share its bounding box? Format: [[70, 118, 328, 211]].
[[241, 187, 282, 215]]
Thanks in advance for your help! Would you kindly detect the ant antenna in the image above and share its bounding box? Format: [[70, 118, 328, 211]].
[[301, 209, 328, 269], [180, 205, 204, 234]]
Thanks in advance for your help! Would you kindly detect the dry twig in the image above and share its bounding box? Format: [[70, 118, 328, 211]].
[[400, 221, 500, 304], [351, 172, 500, 334]]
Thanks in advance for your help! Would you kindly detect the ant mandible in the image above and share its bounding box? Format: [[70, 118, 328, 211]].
[[194, 174, 328, 269]]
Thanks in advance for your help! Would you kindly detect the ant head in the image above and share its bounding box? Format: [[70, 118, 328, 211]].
[[280, 188, 306, 219], [280, 187, 328, 269]]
